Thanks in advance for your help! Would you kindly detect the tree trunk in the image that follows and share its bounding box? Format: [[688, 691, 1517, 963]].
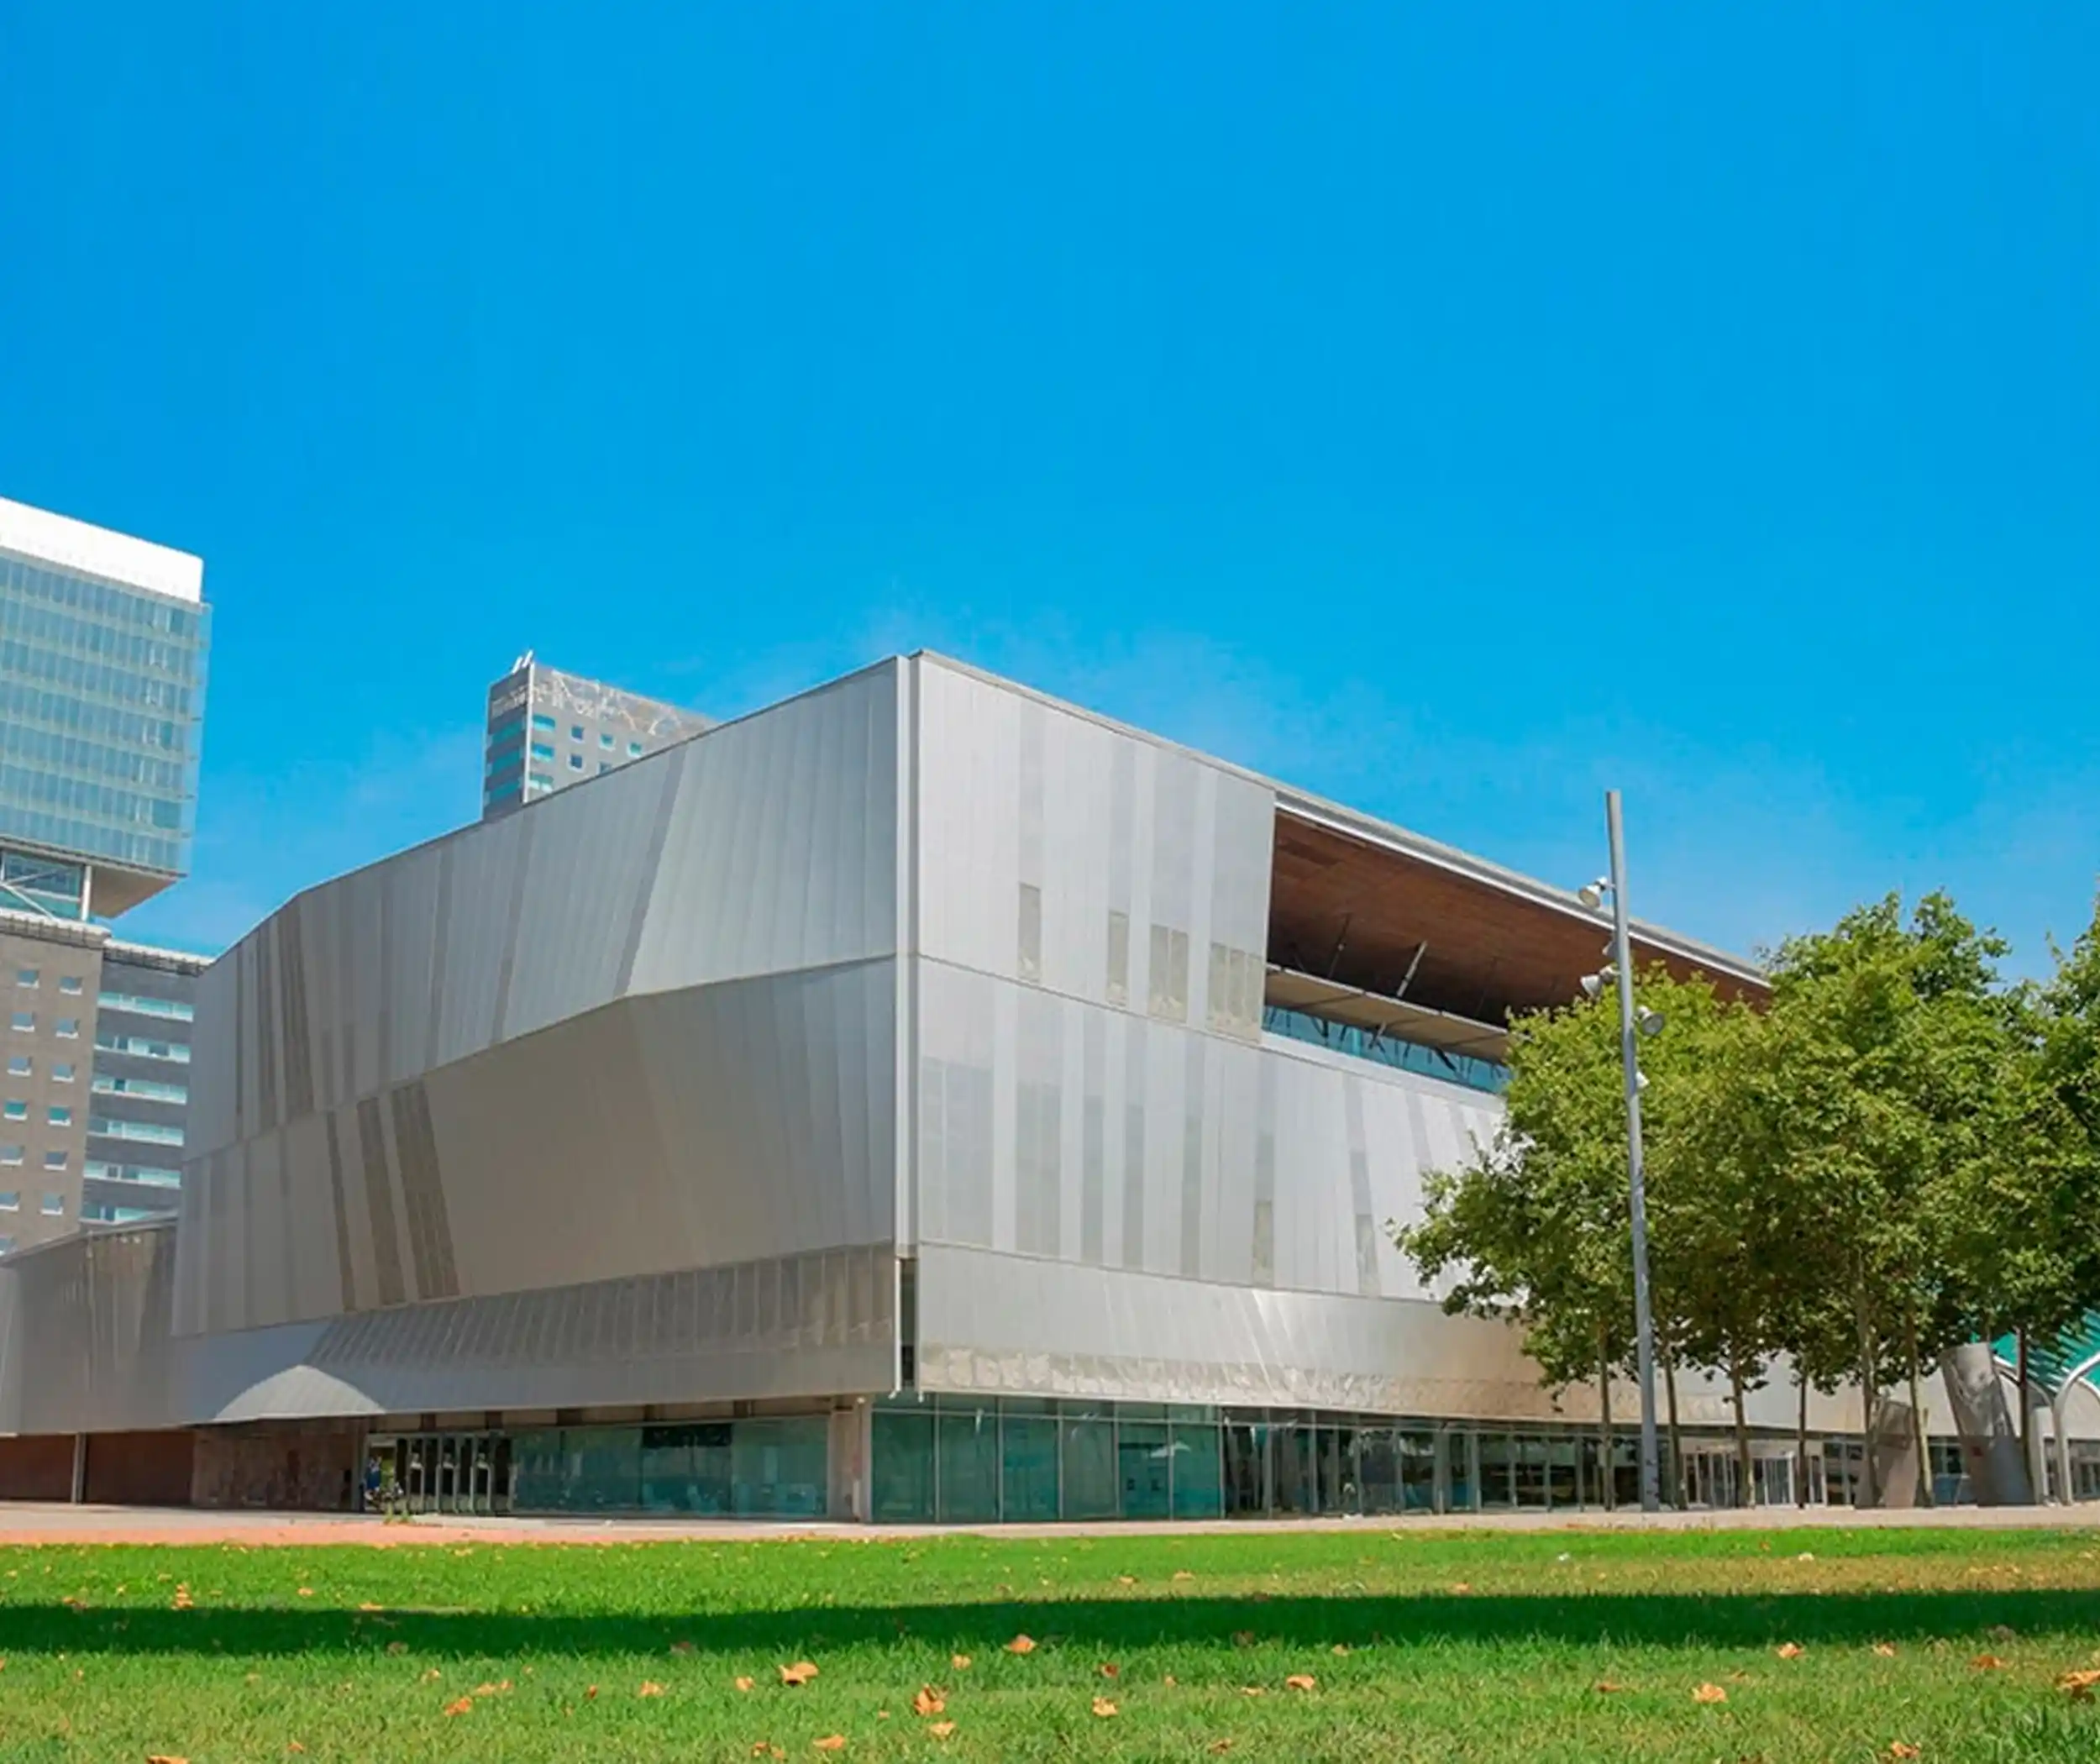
[[1795, 1362, 1810, 1509], [1729, 1351, 1754, 1508], [1905, 1309, 1935, 1509], [1854, 1277, 1881, 1509], [1597, 1331, 1615, 1512], [1663, 1347, 1686, 1509]]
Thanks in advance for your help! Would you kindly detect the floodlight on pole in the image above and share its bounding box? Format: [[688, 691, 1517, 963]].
[[1592, 791, 1662, 1514]]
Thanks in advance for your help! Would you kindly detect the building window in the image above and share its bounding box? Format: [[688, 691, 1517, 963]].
[[43, 1150, 67, 1170], [14, 969, 36, 988], [570, 724, 584, 742], [46, 1106, 70, 1126], [52, 1063, 73, 1082], [55, 1018, 78, 1039], [97, 993, 193, 1021], [5, 1056, 27, 1077], [58, 976, 81, 995], [528, 771, 554, 790], [627, 740, 643, 757], [2, 1101, 23, 1120], [568, 753, 584, 770], [531, 712, 556, 732], [0, 1193, 16, 1210], [600, 732, 615, 750], [530, 741, 554, 761], [39, 1193, 63, 1216], [92, 1075, 189, 1104], [0, 1146, 18, 1165], [87, 1117, 184, 1146], [9, 1012, 31, 1032], [598, 761, 612, 774]]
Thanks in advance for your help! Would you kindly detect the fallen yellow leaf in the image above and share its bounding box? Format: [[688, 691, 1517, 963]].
[[1005, 1635, 1037, 1656], [813, 1737, 846, 1752], [1331, 1644, 1351, 1656], [1116, 1575, 1137, 1587], [1873, 1643, 1898, 1658], [1100, 1662, 1119, 1679], [1240, 1685, 1264, 1697], [1593, 1680, 1630, 1694], [1776, 1642, 1804, 1660], [1692, 1683, 1728, 1704], [638, 1681, 664, 1698], [443, 1698, 473, 1717], [1284, 1674, 1316, 1692], [1972, 1653, 2008, 1671], [951, 1654, 972, 1671], [1887, 1746, 1921, 1761], [2059, 1667, 2100, 1698], [1172, 1571, 1194, 1582], [780, 1662, 820, 1687], [419, 1668, 440, 1683], [1449, 1582, 1473, 1594], [357, 1602, 384, 1613], [1092, 1696, 1119, 1717], [735, 1675, 755, 1692], [297, 1588, 314, 1599], [929, 1721, 956, 1739], [144, 1756, 188, 1764], [913, 1686, 946, 1717]]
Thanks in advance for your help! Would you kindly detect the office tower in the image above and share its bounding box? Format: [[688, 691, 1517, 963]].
[[0, 496, 211, 1248], [480, 654, 708, 820]]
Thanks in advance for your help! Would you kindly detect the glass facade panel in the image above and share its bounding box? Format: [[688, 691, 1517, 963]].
[[1223, 1423, 1269, 1515], [640, 1422, 733, 1514], [1320, 1427, 1351, 1513], [0, 551, 209, 879], [1001, 1415, 1060, 1521], [732, 1418, 827, 1515], [1275, 1425, 1320, 1515], [937, 1410, 1000, 1522], [1261, 1005, 1507, 1096], [1060, 1416, 1118, 1520], [1514, 1436, 1551, 1508], [1170, 1423, 1224, 1518], [1400, 1431, 1438, 1510], [1119, 1421, 1172, 1519], [871, 1410, 936, 1523], [1478, 1435, 1516, 1509], [1357, 1428, 1400, 1515]]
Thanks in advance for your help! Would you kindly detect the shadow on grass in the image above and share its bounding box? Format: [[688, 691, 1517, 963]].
[[6, 1588, 2100, 1659]]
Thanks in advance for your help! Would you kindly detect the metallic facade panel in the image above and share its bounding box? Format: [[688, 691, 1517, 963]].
[[629, 665, 899, 992], [1, 1226, 892, 1435]]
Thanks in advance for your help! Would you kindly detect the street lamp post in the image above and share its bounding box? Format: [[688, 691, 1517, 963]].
[[1583, 790, 1663, 1513]]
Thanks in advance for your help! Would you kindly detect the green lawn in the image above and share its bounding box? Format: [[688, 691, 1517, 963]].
[[3, 1527, 2100, 1761]]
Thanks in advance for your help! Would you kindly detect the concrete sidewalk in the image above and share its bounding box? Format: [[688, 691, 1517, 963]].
[[0, 1499, 2096, 1547]]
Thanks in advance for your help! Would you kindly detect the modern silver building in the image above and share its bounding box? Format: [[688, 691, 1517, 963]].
[[480, 654, 709, 821], [1, 654, 2092, 1514], [0, 497, 211, 1254]]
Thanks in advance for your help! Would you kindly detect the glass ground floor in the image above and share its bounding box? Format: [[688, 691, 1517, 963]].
[[364, 1396, 2100, 1521]]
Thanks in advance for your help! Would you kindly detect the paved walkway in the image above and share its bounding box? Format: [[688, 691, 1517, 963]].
[[0, 1499, 2095, 1546]]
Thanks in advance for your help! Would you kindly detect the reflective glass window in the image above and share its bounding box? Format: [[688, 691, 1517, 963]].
[[1119, 1421, 1172, 1520], [1060, 1415, 1118, 1519], [731, 1417, 827, 1516], [1001, 1414, 1059, 1521], [1170, 1423, 1223, 1518], [871, 1410, 935, 1522], [531, 713, 556, 732], [937, 1409, 1000, 1522]]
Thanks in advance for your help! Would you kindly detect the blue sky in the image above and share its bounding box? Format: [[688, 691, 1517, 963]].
[[2, 4, 2094, 974]]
